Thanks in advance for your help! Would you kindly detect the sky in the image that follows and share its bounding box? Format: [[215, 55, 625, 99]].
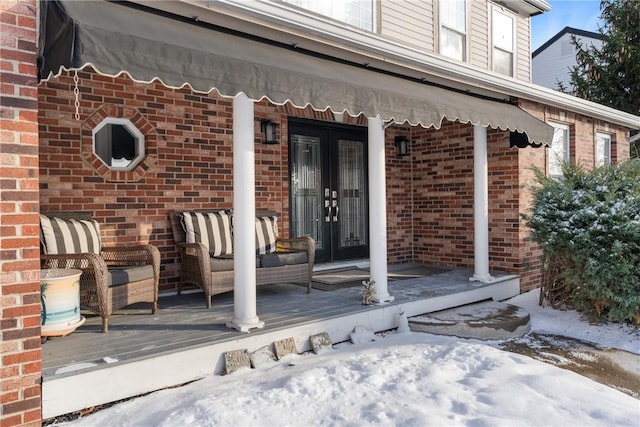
[[531, 0, 602, 51], [57, 289, 640, 427]]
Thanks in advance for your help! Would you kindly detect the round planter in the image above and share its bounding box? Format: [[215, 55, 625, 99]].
[[40, 268, 86, 337]]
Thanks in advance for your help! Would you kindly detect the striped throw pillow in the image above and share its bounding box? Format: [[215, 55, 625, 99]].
[[40, 215, 102, 255], [255, 216, 278, 255], [180, 211, 233, 257]]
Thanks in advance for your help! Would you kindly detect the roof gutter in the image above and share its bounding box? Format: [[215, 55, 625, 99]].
[[132, 0, 639, 130], [523, 0, 552, 13]]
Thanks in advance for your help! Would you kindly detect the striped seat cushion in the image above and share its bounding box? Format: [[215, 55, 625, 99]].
[[255, 216, 278, 255], [180, 211, 233, 257], [40, 215, 102, 255]]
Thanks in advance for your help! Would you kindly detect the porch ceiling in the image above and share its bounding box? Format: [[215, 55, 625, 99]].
[[39, 0, 553, 145]]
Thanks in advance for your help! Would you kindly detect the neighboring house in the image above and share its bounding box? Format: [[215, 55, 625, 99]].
[[532, 26, 604, 91], [2, 0, 638, 425]]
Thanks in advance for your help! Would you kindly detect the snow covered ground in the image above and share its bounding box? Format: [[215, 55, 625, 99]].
[[57, 289, 639, 427]]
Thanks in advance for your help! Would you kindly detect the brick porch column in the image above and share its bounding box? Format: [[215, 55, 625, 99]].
[[0, 0, 43, 425]]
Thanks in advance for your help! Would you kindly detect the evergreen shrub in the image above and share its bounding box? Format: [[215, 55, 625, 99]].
[[524, 160, 640, 324]]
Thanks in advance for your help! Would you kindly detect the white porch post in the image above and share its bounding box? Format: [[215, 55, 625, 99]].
[[227, 93, 264, 332], [368, 116, 394, 303], [471, 124, 494, 283]]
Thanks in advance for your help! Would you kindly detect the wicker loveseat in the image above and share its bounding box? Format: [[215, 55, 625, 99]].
[[39, 212, 160, 332], [170, 210, 315, 308]]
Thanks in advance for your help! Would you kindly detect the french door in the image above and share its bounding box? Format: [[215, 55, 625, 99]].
[[288, 119, 369, 263]]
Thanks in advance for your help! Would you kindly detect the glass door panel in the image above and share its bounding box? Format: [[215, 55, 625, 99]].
[[337, 139, 367, 249], [290, 134, 323, 250]]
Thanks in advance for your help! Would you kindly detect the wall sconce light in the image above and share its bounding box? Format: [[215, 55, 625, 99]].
[[395, 136, 410, 157], [260, 119, 279, 145]]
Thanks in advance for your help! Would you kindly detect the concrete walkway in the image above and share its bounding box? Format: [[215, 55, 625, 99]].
[[501, 332, 640, 399], [407, 300, 639, 400]]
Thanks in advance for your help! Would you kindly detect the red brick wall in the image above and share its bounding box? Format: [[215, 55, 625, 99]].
[[516, 139, 547, 291], [408, 122, 524, 274], [0, 0, 42, 425], [487, 129, 523, 274], [385, 125, 414, 264], [412, 122, 475, 267]]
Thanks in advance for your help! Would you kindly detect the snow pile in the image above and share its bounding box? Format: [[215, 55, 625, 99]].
[[59, 290, 640, 427]]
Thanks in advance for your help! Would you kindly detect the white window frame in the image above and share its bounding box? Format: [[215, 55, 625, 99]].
[[280, 0, 374, 31], [595, 132, 612, 167], [438, 0, 467, 62], [92, 117, 145, 172], [491, 6, 515, 77], [548, 122, 570, 178]]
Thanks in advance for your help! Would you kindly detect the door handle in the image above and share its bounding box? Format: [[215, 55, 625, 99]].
[[325, 200, 331, 222], [324, 188, 331, 222], [332, 199, 339, 222]]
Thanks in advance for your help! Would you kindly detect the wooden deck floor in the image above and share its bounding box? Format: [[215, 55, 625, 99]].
[[42, 282, 368, 378], [41, 266, 520, 420]]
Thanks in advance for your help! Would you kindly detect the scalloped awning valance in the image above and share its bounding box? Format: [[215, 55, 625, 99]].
[[39, 0, 553, 145]]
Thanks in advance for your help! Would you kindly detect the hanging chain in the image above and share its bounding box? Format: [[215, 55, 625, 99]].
[[73, 70, 80, 121]]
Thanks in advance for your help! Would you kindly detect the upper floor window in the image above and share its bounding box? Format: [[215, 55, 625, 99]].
[[93, 118, 145, 171], [548, 122, 570, 178], [281, 0, 373, 31], [492, 8, 514, 76], [439, 0, 466, 61], [595, 132, 612, 167]]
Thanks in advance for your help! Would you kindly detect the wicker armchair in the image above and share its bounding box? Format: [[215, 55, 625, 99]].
[[40, 212, 160, 332], [169, 210, 315, 308]]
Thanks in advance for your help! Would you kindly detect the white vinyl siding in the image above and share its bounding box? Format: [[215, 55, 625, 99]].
[[469, 0, 489, 69], [324, 0, 533, 79], [532, 33, 604, 90], [439, 0, 467, 61], [380, 0, 434, 52], [548, 122, 570, 178], [515, 14, 530, 81], [491, 7, 514, 76], [596, 132, 612, 167]]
